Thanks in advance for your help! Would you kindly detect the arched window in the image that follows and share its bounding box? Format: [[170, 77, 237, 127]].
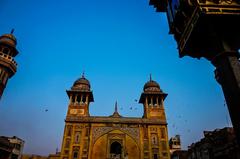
[[153, 136, 156, 143], [160, 128, 165, 139], [74, 132, 81, 143], [153, 154, 158, 159], [151, 134, 158, 145], [153, 97, 157, 106], [65, 139, 70, 148], [77, 95, 81, 103], [73, 151, 78, 159], [72, 147, 80, 159], [67, 126, 72, 136], [82, 95, 86, 103], [3, 48, 9, 54]]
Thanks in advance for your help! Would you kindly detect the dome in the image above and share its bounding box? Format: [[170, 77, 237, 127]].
[[0, 33, 17, 47], [139, 75, 167, 104], [143, 76, 161, 92], [71, 74, 91, 91]]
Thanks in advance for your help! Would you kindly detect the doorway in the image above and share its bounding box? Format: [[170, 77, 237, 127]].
[[110, 141, 122, 159]]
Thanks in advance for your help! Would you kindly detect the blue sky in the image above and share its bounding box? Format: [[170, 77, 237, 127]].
[[0, 0, 230, 155]]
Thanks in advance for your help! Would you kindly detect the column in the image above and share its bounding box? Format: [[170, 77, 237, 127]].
[[74, 95, 78, 105], [69, 95, 72, 105], [151, 97, 153, 107], [86, 95, 89, 104], [212, 51, 240, 145], [80, 95, 83, 104]]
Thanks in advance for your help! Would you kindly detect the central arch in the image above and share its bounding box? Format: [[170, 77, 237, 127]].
[[91, 129, 140, 159]]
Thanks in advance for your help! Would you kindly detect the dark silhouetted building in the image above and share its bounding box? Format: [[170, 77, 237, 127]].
[[169, 135, 188, 159], [169, 135, 181, 154], [171, 150, 188, 159], [188, 127, 240, 159], [0, 136, 24, 159]]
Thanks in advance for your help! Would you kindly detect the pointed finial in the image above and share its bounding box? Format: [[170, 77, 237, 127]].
[[82, 71, 85, 78], [10, 29, 14, 34], [110, 101, 121, 117], [115, 101, 118, 113], [150, 73, 152, 81]]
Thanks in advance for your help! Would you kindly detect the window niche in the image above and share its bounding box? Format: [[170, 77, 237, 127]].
[[67, 125, 72, 136], [65, 139, 70, 148], [72, 147, 80, 159], [160, 128, 166, 139], [148, 97, 152, 106], [151, 134, 158, 146], [2, 48, 9, 54], [73, 151, 78, 159], [74, 131, 81, 144], [153, 97, 157, 106], [82, 95, 86, 103], [153, 154, 158, 159], [152, 148, 159, 159], [76, 95, 81, 104]]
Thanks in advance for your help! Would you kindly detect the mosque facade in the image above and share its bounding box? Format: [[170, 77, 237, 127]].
[[60, 75, 170, 159]]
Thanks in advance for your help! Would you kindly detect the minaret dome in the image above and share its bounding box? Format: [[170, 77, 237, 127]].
[[143, 79, 161, 92], [71, 74, 91, 91]]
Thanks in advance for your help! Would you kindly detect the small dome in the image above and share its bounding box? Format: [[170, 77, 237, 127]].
[[71, 75, 91, 91], [0, 33, 17, 47], [143, 76, 161, 92]]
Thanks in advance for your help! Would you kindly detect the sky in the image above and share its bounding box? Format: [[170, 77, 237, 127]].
[[0, 0, 231, 156]]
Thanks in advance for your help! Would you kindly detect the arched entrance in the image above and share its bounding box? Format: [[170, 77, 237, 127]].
[[110, 141, 122, 159], [91, 129, 140, 159]]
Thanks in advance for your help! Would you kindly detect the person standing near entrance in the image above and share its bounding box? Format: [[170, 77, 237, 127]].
[[124, 153, 128, 159]]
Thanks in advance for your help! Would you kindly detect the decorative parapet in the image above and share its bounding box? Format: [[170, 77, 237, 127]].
[[65, 116, 167, 125]]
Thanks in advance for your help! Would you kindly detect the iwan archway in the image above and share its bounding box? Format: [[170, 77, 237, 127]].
[[91, 129, 140, 159]]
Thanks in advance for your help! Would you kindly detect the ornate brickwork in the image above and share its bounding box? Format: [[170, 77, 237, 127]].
[[92, 126, 140, 145], [60, 77, 170, 159]]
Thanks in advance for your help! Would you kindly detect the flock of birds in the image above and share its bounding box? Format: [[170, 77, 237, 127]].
[[42, 100, 231, 135]]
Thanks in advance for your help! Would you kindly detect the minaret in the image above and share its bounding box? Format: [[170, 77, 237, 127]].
[[0, 30, 19, 99], [139, 75, 167, 119], [60, 74, 94, 159], [66, 74, 94, 117]]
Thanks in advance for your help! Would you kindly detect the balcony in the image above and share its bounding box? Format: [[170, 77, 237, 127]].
[[0, 51, 17, 73]]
